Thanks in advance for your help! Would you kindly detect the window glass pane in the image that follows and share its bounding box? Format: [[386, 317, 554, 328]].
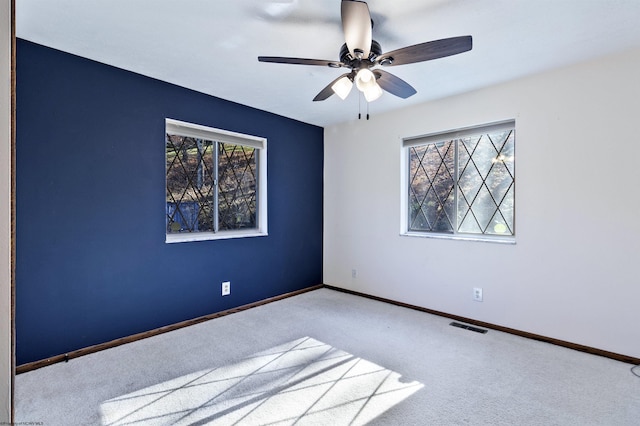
[[409, 146, 428, 213], [469, 184, 497, 232], [408, 142, 454, 233], [458, 209, 482, 234], [166, 135, 214, 233], [217, 143, 257, 231], [405, 121, 514, 239], [487, 184, 514, 235], [457, 129, 515, 236], [457, 137, 482, 229]]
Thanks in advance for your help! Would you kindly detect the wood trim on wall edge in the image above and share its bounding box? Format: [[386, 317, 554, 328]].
[[16, 284, 323, 374], [16, 283, 639, 375], [10, 0, 16, 422], [324, 285, 640, 365]]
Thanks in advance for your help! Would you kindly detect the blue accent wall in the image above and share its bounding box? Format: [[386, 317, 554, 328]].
[[16, 39, 324, 365]]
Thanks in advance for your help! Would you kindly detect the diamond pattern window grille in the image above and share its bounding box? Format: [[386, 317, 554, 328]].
[[409, 141, 456, 233], [217, 143, 257, 231], [408, 126, 515, 237], [166, 135, 257, 234]]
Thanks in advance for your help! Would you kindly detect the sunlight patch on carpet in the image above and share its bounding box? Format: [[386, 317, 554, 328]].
[[100, 336, 423, 425]]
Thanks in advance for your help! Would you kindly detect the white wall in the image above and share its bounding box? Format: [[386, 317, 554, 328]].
[[0, 0, 11, 422], [324, 47, 640, 359]]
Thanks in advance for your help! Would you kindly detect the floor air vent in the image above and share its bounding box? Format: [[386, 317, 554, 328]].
[[450, 322, 488, 334]]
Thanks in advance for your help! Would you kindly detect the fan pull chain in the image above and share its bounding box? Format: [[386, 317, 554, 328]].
[[356, 93, 372, 120]]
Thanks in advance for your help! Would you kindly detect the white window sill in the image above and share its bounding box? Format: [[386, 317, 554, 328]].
[[166, 230, 268, 244], [400, 231, 516, 245]]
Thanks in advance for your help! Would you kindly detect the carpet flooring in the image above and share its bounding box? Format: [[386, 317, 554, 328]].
[[15, 288, 640, 425]]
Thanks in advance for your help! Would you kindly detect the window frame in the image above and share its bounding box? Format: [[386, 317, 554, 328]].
[[400, 120, 515, 244], [165, 118, 268, 243]]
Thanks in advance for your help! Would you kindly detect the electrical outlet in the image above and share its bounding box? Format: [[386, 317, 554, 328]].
[[473, 287, 483, 302], [351, 269, 357, 279], [222, 281, 231, 296]]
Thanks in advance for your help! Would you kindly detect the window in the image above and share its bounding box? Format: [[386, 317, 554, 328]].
[[165, 119, 267, 243], [402, 121, 515, 242]]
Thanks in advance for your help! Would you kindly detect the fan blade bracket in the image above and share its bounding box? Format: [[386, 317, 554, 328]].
[[378, 56, 394, 66]]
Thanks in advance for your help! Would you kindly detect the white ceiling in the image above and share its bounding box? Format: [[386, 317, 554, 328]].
[[16, 0, 640, 127]]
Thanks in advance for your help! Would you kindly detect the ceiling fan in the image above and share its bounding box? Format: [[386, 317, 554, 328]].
[[258, 0, 472, 103]]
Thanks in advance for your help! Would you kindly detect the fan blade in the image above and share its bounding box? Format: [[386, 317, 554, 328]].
[[374, 69, 417, 99], [341, 0, 372, 58], [258, 56, 343, 68], [377, 35, 472, 66], [313, 73, 352, 101]]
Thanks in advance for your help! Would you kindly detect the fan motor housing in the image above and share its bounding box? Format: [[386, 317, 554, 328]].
[[339, 40, 382, 69]]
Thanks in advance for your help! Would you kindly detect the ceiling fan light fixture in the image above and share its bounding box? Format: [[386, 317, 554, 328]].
[[355, 68, 376, 92], [331, 76, 353, 100], [363, 82, 383, 102]]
